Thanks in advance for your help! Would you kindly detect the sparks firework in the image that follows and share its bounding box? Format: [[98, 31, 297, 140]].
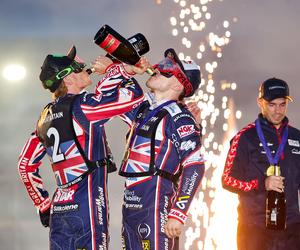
[[156, 0, 241, 249]]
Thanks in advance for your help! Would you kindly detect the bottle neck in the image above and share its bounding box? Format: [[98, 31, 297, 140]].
[[274, 165, 281, 176]]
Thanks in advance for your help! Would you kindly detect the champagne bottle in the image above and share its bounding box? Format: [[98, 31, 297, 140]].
[[86, 33, 148, 74], [127, 33, 150, 57], [104, 33, 150, 63], [266, 165, 286, 230], [94, 24, 154, 75]]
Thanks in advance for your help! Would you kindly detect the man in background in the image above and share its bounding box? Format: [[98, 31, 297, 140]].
[[222, 78, 300, 250]]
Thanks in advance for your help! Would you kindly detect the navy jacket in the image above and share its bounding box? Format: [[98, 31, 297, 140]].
[[222, 114, 300, 227]]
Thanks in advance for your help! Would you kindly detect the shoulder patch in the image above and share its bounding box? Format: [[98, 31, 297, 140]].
[[164, 102, 181, 117]]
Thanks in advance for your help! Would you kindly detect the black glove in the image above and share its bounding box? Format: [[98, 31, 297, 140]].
[[39, 208, 50, 228]]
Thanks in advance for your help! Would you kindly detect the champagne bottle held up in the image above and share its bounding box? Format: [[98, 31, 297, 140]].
[[86, 32, 149, 75], [266, 165, 286, 230], [93, 24, 154, 75]]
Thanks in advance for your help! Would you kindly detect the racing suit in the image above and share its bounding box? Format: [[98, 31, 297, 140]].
[[222, 114, 300, 250], [118, 92, 205, 250], [17, 64, 144, 250]]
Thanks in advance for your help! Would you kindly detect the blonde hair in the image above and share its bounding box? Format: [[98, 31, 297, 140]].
[[52, 81, 68, 100]]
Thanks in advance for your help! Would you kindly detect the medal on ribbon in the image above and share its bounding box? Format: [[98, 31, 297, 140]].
[[255, 119, 288, 176]]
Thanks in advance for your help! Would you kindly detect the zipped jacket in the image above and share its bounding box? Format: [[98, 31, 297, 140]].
[[222, 114, 300, 227]]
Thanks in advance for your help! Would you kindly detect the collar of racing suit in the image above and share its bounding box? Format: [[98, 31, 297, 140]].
[[145, 92, 175, 110], [54, 90, 88, 104], [258, 113, 288, 131]]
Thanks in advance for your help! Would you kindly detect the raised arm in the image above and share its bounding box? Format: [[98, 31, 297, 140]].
[[81, 57, 150, 123]]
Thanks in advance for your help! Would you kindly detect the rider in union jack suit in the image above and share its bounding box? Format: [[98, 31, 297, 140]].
[[116, 48, 205, 250], [17, 46, 147, 250]]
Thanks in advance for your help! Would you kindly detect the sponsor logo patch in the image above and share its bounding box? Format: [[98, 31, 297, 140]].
[[292, 149, 300, 154], [182, 171, 199, 195], [176, 195, 190, 210], [52, 204, 79, 213], [53, 185, 77, 204], [288, 139, 300, 147], [142, 240, 150, 250], [138, 223, 151, 238], [96, 187, 105, 225], [160, 196, 169, 233], [180, 140, 196, 151], [124, 189, 143, 209], [174, 113, 193, 122], [100, 232, 107, 250], [124, 190, 142, 202], [141, 125, 150, 131], [177, 125, 195, 138], [183, 150, 204, 164]]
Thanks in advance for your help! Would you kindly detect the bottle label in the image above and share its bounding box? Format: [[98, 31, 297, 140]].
[[100, 34, 121, 54], [270, 209, 277, 222]]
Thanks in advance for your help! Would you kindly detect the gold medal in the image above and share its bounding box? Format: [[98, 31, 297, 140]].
[[122, 123, 136, 162], [266, 165, 281, 176], [123, 148, 130, 161], [266, 165, 275, 176]]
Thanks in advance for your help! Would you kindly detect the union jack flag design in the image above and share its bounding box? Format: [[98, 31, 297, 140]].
[[122, 136, 160, 174], [48, 140, 88, 186]]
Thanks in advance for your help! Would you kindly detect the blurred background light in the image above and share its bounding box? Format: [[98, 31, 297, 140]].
[[2, 64, 26, 81]]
